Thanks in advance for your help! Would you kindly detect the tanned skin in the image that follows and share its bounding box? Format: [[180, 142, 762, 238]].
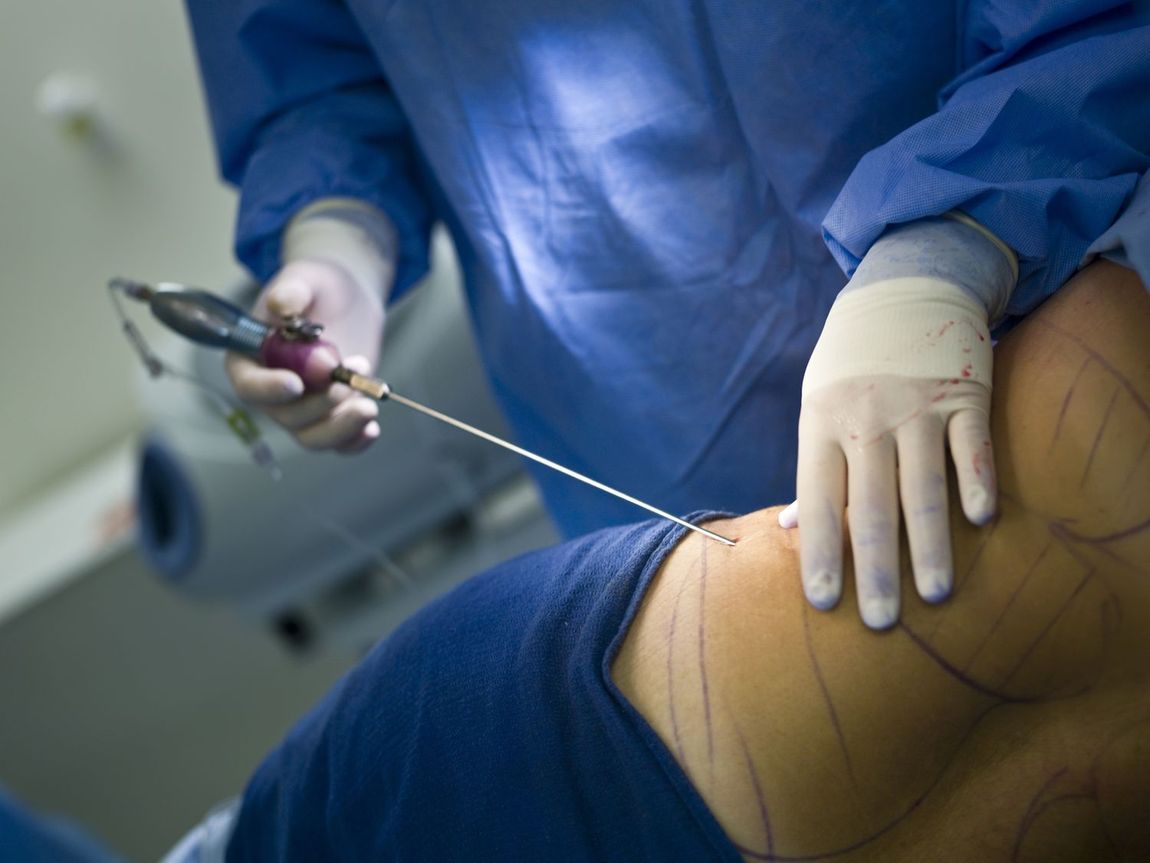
[[615, 261, 1150, 862]]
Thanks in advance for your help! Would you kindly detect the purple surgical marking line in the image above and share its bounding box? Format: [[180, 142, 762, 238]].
[[665, 557, 694, 762], [958, 513, 997, 588], [1044, 525, 1133, 606], [1120, 432, 1150, 495], [698, 542, 715, 772], [1012, 793, 1099, 861], [961, 541, 1051, 674], [733, 719, 774, 859], [1092, 800, 1124, 861], [898, 623, 1037, 703], [1050, 523, 1113, 570], [1050, 357, 1092, 449], [802, 603, 858, 790], [732, 701, 1012, 861], [1080, 386, 1121, 488], [1050, 522, 1148, 582], [999, 569, 1095, 689], [923, 516, 997, 643], [1054, 515, 1150, 546], [1011, 767, 1071, 861], [1099, 593, 1123, 637], [1088, 715, 1150, 848], [1035, 318, 1150, 419], [1013, 719, 1150, 861]]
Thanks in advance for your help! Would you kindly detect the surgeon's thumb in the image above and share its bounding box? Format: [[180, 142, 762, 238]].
[[264, 269, 316, 319]]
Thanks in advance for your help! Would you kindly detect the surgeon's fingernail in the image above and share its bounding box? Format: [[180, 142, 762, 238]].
[[964, 486, 996, 525], [343, 354, 372, 374], [268, 277, 311, 314], [804, 570, 839, 610], [282, 376, 305, 398], [778, 501, 799, 529], [337, 421, 380, 455], [917, 569, 953, 604], [860, 595, 898, 630]]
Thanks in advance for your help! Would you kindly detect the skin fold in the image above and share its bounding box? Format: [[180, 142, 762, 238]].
[[614, 261, 1150, 862]]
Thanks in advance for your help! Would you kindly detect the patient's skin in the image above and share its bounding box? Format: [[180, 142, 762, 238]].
[[615, 261, 1150, 862]]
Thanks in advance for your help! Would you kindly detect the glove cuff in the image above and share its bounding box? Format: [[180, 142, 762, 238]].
[[282, 197, 398, 304], [802, 277, 993, 396], [943, 211, 1019, 287], [848, 213, 1018, 324]]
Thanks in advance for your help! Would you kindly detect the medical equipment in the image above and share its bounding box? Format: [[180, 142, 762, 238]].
[[108, 278, 736, 547], [110, 261, 559, 654]]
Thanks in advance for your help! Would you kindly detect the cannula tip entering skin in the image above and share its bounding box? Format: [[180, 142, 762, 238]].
[[698, 526, 737, 547]]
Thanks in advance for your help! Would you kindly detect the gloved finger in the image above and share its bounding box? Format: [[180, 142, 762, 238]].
[[777, 500, 798, 529], [796, 437, 846, 610], [267, 383, 376, 432], [896, 414, 952, 604], [294, 396, 381, 451], [947, 409, 997, 526], [341, 354, 375, 376], [336, 420, 382, 455], [224, 351, 305, 406], [265, 357, 377, 431], [847, 435, 900, 629], [263, 270, 317, 319]]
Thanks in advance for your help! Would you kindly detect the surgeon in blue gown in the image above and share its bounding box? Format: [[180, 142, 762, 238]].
[[183, 1, 1150, 626]]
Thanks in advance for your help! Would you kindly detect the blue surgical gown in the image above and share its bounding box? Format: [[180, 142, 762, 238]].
[[184, 0, 1150, 537]]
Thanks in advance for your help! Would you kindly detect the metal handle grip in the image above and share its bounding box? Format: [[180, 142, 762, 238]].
[[149, 287, 270, 356]]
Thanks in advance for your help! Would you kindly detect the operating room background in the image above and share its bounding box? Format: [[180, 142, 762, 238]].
[[0, 3, 556, 859]]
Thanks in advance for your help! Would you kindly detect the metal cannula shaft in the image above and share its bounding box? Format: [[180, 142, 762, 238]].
[[330, 367, 737, 547], [108, 278, 737, 548]]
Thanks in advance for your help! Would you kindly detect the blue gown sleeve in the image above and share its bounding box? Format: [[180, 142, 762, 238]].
[[822, 2, 1150, 318], [183, 0, 433, 294]]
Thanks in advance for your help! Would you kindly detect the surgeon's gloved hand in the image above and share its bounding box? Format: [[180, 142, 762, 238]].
[[226, 198, 398, 454], [783, 215, 1018, 630]]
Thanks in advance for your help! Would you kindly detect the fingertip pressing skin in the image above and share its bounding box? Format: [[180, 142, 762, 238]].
[[804, 568, 840, 610], [915, 569, 953, 605], [800, 512, 845, 611], [847, 436, 900, 629], [797, 442, 847, 613], [778, 500, 799, 529], [859, 592, 899, 630], [961, 486, 997, 526], [896, 414, 954, 605], [948, 410, 998, 526]]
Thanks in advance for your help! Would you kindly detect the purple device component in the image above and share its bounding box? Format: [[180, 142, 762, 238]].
[[142, 284, 341, 393], [259, 330, 342, 392]]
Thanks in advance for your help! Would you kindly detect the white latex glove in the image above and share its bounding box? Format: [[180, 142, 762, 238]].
[[226, 198, 397, 453], [783, 214, 1018, 629]]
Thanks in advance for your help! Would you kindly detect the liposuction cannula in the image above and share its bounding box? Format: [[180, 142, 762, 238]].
[[108, 278, 736, 547]]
